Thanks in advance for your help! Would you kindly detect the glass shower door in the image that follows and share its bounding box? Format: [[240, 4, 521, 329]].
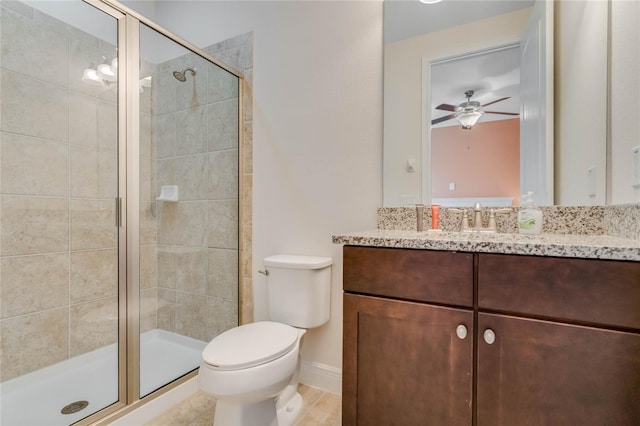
[[0, 0, 124, 424], [137, 22, 240, 398]]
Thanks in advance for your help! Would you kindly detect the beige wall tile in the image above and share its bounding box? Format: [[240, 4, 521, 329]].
[[70, 146, 117, 199], [208, 199, 238, 250], [175, 247, 207, 295], [140, 157, 156, 203], [206, 296, 238, 341], [156, 114, 176, 158], [97, 100, 117, 150], [0, 308, 68, 381], [1, 253, 69, 318], [69, 93, 98, 147], [1, 71, 69, 142], [159, 201, 207, 247], [243, 69, 253, 124], [140, 288, 158, 333], [140, 244, 158, 290], [176, 292, 208, 341], [207, 99, 239, 151], [175, 107, 207, 155], [140, 202, 158, 246], [153, 67, 179, 116], [70, 296, 118, 357], [140, 111, 153, 159], [1, 195, 69, 256], [70, 198, 117, 250], [0, 7, 69, 87], [208, 149, 238, 200], [207, 64, 239, 104], [1, 132, 69, 196], [70, 249, 117, 304], [1, 1, 34, 18], [175, 154, 208, 200], [157, 288, 177, 333], [157, 245, 177, 289], [242, 120, 253, 175], [156, 158, 176, 195], [220, 32, 253, 72], [208, 248, 238, 301], [241, 178, 253, 276]]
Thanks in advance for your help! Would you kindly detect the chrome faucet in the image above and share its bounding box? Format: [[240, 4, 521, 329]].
[[472, 202, 483, 230], [448, 203, 511, 233]]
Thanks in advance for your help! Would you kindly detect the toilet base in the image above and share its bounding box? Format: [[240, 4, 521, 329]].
[[276, 391, 303, 426], [214, 398, 278, 426]]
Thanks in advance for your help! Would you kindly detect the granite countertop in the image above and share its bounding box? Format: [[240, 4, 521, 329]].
[[332, 230, 640, 261]]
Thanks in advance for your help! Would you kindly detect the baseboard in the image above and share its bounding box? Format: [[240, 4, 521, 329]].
[[110, 377, 198, 425], [298, 360, 342, 395]]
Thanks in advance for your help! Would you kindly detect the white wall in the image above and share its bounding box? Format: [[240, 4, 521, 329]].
[[554, 0, 608, 205], [383, 9, 531, 206], [610, 0, 640, 204], [152, 1, 383, 392]]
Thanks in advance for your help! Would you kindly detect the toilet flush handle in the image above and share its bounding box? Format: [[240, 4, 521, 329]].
[[258, 269, 269, 276]]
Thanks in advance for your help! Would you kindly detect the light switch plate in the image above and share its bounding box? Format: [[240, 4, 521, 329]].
[[633, 146, 640, 187], [588, 166, 596, 197]]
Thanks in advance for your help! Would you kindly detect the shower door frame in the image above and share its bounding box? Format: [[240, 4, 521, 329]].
[[76, 1, 245, 424]]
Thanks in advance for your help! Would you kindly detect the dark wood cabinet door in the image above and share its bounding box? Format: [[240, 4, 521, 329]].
[[343, 294, 473, 426], [477, 313, 640, 426]]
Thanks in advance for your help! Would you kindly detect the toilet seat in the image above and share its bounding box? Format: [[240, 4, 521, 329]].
[[202, 321, 299, 371]]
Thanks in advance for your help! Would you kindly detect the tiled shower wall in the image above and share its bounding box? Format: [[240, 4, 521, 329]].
[[0, 2, 121, 381], [151, 32, 253, 342], [0, 2, 251, 382]]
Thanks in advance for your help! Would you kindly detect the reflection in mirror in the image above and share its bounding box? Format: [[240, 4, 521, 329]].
[[384, 0, 639, 207], [430, 46, 521, 207]]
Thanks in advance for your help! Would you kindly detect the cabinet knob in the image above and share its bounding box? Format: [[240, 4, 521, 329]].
[[456, 324, 468, 340], [483, 329, 496, 345]]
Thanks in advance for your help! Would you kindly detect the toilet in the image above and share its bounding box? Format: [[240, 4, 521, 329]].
[[198, 254, 333, 426]]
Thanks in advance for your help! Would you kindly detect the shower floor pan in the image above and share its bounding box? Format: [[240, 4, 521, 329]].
[[0, 329, 207, 425]]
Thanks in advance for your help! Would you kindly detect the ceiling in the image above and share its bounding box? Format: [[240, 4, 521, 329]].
[[384, 0, 534, 44], [384, 0, 534, 128]]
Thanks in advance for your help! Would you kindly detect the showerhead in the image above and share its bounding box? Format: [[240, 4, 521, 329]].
[[173, 68, 196, 82]]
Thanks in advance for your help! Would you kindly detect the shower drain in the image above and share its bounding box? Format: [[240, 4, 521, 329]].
[[61, 400, 89, 415]]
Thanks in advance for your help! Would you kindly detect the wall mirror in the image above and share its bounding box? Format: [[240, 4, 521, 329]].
[[383, 0, 639, 207]]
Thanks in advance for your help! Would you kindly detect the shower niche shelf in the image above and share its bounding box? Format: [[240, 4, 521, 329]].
[[156, 185, 179, 202]]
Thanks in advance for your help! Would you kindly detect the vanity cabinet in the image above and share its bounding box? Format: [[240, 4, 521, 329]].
[[343, 246, 640, 425]]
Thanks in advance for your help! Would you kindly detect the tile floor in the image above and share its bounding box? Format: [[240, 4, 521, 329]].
[[145, 384, 341, 426]]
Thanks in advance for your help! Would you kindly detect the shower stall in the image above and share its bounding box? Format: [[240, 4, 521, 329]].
[[0, 0, 243, 424]]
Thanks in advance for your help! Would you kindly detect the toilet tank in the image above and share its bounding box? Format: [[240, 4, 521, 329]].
[[263, 255, 333, 328]]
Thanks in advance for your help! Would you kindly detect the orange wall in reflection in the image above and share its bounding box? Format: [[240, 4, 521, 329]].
[[431, 118, 520, 205]]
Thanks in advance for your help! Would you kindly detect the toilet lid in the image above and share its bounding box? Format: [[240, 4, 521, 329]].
[[202, 321, 299, 371]]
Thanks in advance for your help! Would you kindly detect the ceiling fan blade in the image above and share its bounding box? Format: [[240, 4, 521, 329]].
[[431, 114, 456, 125], [483, 111, 519, 116], [435, 103, 460, 112], [481, 97, 510, 107]]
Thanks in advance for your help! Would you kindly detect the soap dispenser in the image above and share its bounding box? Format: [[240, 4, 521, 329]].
[[517, 192, 543, 235]]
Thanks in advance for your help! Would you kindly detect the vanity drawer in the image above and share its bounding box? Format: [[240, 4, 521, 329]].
[[478, 253, 640, 330], [343, 246, 473, 307]]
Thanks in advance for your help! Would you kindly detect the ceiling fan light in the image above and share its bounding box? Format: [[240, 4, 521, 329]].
[[456, 111, 482, 129]]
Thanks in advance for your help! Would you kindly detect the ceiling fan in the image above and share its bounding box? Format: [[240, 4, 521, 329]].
[[431, 90, 519, 130]]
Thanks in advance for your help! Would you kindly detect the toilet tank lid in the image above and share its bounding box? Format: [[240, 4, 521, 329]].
[[264, 254, 332, 269]]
